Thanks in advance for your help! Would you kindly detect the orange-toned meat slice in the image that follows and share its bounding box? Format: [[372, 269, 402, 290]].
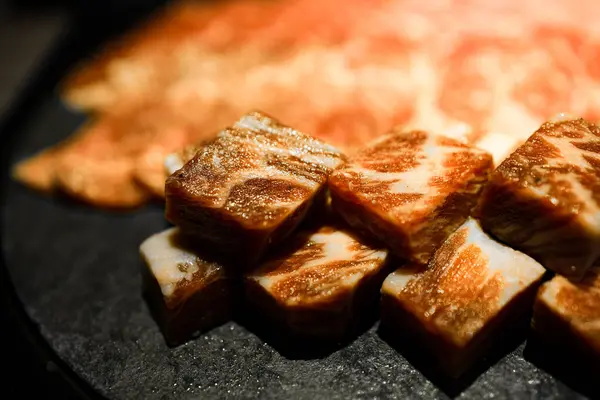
[[48, 115, 151, 208], [12, 147, 62, 194], [61, 0, 223, 111]]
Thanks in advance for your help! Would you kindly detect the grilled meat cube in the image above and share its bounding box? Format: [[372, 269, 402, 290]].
[[165, 111, 346, 269], [476, 118, 600, 280], [381, 218, 545, 377], [140, 227, 236, 346], [246, 226, 389, 339], [532, 267, 600, 366], [328, 129, 493, 265]]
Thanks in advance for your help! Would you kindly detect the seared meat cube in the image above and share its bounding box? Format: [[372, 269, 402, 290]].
[[329, 129, 492, 265], [246, 226, 389, 339], [140, 228, 236, 346], [476, 118, 600, 280], [165, 111, 346, 269], [532, 267, 600, 366], [381, 218, 545, 377]]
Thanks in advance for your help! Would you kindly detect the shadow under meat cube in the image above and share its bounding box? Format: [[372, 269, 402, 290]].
[[329, 129, 493, 265], [140, 227, 236, 346], [381, 218, 545, 378]]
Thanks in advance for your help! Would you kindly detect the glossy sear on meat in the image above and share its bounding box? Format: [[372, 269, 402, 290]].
[[246, 226, 389, 340], [328, 129, 493, 265], [381, 218, 546, 377], [165, 111, 346, 270], [476, 117, 600, 280]]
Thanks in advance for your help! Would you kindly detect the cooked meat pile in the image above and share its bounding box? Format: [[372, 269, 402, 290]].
[[10, 0, 599, 380], [141, 110, 599, 381], [12, 0, 600, 208]]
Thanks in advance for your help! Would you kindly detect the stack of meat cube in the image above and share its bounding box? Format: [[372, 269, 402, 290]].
[[140, 111, 599, 377]]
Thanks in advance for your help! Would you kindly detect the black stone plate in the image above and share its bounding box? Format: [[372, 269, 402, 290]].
[[1, 14, 598, 400]]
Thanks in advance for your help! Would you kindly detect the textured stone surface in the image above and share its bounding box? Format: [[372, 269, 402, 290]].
[[1, 95, 595, 399]]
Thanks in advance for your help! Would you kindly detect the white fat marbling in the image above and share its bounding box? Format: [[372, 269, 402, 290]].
[[251, 229, 388, 304], [382, 218, 545, 310], [140, 227, 217, 297]]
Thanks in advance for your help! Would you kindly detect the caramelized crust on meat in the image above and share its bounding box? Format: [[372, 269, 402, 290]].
[[165, 111, 346, 268], [246, 226, 388, 339], [139, 227, 236, 346], [476, 118, 600, 279], [329, 129, 493, 265], [533, 268, 600, 363], [381, 218, 545, 377]]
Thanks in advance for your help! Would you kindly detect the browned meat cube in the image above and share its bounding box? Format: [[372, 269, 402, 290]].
[[328, 129, 493, 265], [140, 228, 236, 346], [165, 111, 346, 269], [381, 218, 545, 377], [532, 267, 600, 366], [246, 226, 389, 339], [476, 118, 600, 280]]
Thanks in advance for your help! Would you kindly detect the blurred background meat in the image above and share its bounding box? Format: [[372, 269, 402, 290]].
[[13, 0, 600, 208]]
